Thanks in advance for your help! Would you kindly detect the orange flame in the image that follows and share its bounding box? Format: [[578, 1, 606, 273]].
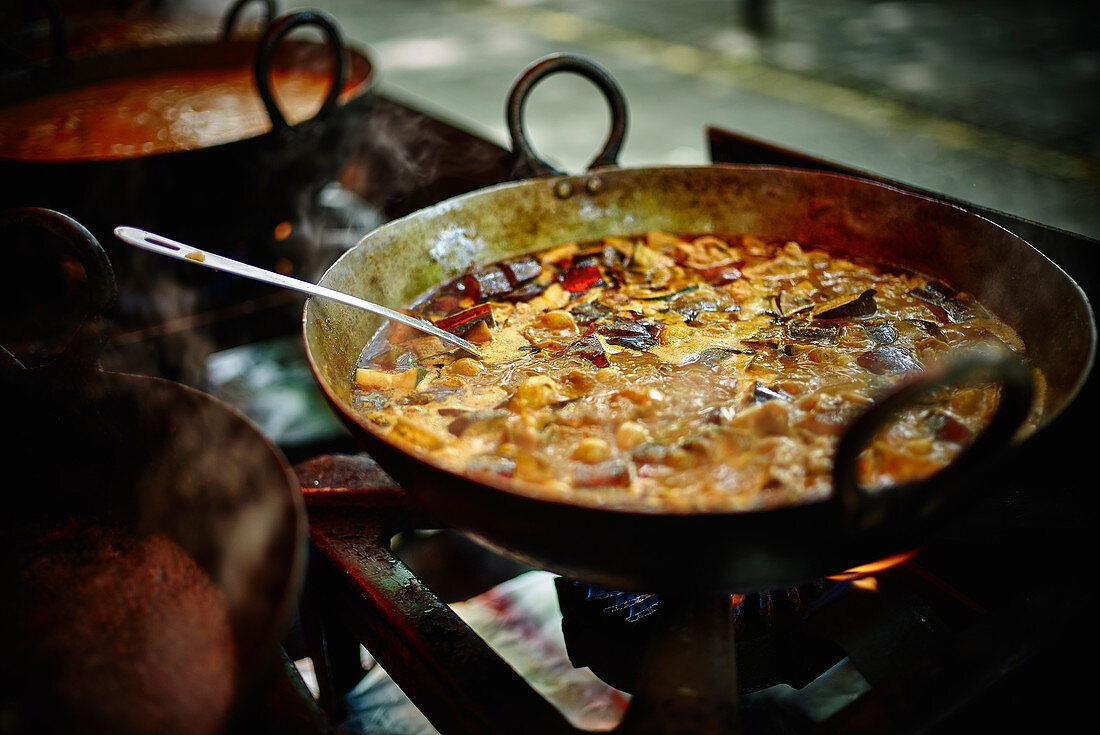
[[828, 548, 921, 582]]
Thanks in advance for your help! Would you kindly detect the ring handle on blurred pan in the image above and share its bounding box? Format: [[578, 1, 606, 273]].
[[254, 9, 347, 131], [0, 207, 116, 378], [506, 53, 629, 178], [832, 343, 1035, 532]]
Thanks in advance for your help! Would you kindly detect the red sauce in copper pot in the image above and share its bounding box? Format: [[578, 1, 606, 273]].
[[0, 66, 335, 161]]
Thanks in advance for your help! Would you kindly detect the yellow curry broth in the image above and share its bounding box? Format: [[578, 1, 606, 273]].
[[352, 231, 1035, 512]]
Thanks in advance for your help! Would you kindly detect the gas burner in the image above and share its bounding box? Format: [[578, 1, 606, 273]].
[[556, 578, 844, 695]]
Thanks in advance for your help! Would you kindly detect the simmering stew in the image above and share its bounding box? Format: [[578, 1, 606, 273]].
[[352, 231, 1041, 512]]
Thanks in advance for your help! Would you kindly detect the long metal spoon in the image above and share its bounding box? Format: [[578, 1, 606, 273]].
[[114, 226, 482, 358]]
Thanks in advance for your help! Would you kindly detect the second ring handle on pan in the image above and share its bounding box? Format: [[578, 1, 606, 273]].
[[255, 9, 347, 130], [0, 207, 116, 377], [506, 54, 629, 178], [832, 344, 1034, 532]]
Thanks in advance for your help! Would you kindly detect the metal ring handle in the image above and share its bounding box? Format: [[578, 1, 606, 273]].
[[0, 207, 116, 376], [254, 10, 346, 131], [506, 54, 629, 178], [832, 344, 1034, 531], [221, 0, 278, 41]]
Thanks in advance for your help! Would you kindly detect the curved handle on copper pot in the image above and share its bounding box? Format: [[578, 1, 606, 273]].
[[506, 54, 629, 178], [832, 343, 1034, 532], [254, 9, 346, 131], [0, 208, 116, 378], [221, 0, 279, 41]]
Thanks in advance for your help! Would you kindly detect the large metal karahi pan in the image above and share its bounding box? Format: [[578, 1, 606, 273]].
[[303, 55, 1096, 594], [0, 2, 374, 254], [0, 208, 307, 734]]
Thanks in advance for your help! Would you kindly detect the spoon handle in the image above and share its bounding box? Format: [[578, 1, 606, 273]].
[[114, 226, 481, 357]]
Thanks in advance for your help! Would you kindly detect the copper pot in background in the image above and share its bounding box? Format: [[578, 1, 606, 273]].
[[0, 2, 376, 324]]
